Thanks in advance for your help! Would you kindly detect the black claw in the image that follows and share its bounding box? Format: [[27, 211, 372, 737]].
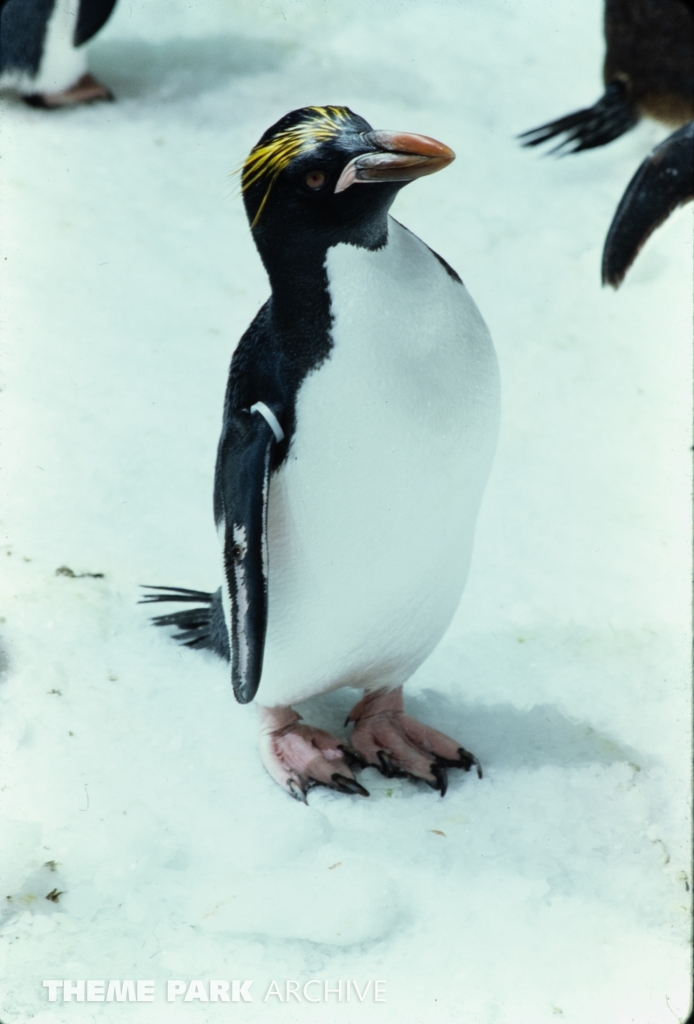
[[330, 773, 370, 797], [429, 764, 448, 797], [338, 744, 367, 770], [378, 749, 399, 778], [458, 749, 481, 770], [378, 749, 411, 778], [456, 747, 483, 780], [287, 779, 308, 804], [430, 746, 479, 774], [432, 754, 465, 769], [428, 748, 483, 783]]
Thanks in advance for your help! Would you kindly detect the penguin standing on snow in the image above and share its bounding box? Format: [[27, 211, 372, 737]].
[[143, 106, 500, 801], [0, 0, 116, 107]]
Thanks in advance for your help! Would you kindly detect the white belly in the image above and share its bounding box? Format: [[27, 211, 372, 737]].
[[257, 218, 499, 708]]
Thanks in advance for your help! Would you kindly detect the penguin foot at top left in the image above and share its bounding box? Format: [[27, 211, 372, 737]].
[[258, 706, 370, 803], [23, 73, 113, 109]]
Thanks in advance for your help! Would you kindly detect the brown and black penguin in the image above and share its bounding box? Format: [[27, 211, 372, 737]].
[[520, 0, 694, 286], [520, 0, 694, 154]]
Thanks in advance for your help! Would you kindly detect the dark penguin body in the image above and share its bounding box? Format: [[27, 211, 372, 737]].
[[0, 0, 116, 105], [144, 106, 499, 800], [603, 0, 693, 127], [520, 0, 694, 153], [519, 1, 694, 285]]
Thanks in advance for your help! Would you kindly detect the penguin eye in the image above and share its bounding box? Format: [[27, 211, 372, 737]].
[[304, 170, 326, 190]]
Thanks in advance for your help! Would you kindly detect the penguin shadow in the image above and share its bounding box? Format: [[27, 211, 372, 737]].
[[89, 34, 289, 103], [416, 690, 646, 773], [304, 688, 645, 777]]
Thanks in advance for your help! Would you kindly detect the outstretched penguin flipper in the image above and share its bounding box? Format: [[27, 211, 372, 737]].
[[140, 586, 230, 660], [602, 120, 694, 288], [519, 79, 639, 154]]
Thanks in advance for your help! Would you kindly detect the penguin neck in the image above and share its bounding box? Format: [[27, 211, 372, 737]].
[[265, 247, 333, 368], [255, 212, 390, 366]]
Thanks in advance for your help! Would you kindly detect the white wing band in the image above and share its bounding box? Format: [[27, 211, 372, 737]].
[[250, 402, 285, 443]]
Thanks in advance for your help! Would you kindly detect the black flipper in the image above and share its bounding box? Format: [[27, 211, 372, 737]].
[[215, 406, 281, 705], [602, 120, 694, 288], [74, 0, 118, 46], [519, 79, 639, 154], [140, 405, 281, 688], [140, 586, 230, 661]]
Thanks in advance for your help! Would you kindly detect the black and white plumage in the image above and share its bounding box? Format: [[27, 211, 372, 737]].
[[0, 0, 116, 105], [146, 106, 499, 799]]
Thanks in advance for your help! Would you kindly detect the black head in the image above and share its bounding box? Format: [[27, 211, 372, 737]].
[[240, 106, 455, 268]]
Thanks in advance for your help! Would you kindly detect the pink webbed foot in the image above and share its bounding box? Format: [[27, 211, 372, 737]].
[[258, 706, 369, 803], [23, 73, 114, 109], [346, 688, 481, 796]]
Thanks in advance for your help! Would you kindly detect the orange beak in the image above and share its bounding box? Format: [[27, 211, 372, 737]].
[[334, 130, 455, 194]]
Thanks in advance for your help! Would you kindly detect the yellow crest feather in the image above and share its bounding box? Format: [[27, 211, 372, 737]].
[[242, 106, 351, 227]]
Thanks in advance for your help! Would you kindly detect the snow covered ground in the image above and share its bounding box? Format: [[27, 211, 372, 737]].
[[0, 1, 691, 1021]]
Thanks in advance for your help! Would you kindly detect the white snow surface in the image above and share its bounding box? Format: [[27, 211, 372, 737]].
[[0, 1, 691, 1022]]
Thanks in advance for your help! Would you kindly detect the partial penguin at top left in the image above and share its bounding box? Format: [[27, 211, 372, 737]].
[[0, 0, 116, 107]]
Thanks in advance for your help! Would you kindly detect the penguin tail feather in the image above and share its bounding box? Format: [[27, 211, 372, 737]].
[[139, 585, 230, 661], [518, 79, 638, 155]]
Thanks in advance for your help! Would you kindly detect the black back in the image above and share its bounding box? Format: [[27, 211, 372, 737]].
[[0, 0, 55, 75]]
